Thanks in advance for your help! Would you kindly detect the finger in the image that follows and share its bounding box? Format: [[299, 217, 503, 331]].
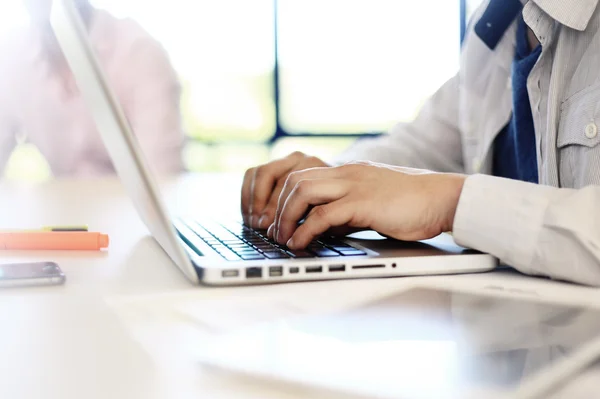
[[277, 166, 348, 209], [273, 165, 349, 234], [248, 168, 259, 226], [286, 201, 355, 249], [240, 167, 256, 225], [275, 179, 350, 244], [249, 154, 304, 228], [256, 175, 288, 229], [267, 223, 275, 239]]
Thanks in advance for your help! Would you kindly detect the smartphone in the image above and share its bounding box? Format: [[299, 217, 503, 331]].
[[0, 262, 66, 288]]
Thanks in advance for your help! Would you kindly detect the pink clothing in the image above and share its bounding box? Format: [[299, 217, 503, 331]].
[[0, 9, 184, 177]]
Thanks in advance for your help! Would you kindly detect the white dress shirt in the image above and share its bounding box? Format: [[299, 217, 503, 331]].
[[337, 0, 600, 286], [0, 9, 184, 177]]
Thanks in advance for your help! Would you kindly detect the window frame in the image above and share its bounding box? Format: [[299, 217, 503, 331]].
[[265, 0, 468, 144]]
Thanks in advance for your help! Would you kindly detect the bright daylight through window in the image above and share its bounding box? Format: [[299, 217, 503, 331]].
[[0, 0, 480, 179]]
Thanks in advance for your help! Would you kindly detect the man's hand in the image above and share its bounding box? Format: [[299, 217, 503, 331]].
[[241, 152, 329, 229], [267, 161, 467, 249]]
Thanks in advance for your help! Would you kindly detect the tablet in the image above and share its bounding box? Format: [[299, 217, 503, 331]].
[[197, 286, 600, 399]]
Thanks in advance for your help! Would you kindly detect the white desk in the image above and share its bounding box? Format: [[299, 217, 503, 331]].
[[1, 174, 599, 399]]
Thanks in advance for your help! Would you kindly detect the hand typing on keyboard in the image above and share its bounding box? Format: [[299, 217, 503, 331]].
[[240, 151, 328, 230], [241, 160, 467, 251]]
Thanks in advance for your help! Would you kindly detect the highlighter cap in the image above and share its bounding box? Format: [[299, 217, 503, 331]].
[[99, 234, 109, 249]]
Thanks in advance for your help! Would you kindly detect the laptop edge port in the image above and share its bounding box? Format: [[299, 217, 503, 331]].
[[269, 266, 283, 277], [352, 264, 385, 270], [289, 267, 300, 274], [222, 269, 239, 278], [306, 265, 323, 273], [328, 264, 346, 272], [246, 267, 262, 278]]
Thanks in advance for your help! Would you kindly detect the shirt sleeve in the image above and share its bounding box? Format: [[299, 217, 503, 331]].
[[453, 174, 600, 286], [118, 36, 185, 176], [334, 74, 464, 173]]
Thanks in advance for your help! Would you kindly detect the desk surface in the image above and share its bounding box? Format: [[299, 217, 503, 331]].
[[1, 174, 599, 399]]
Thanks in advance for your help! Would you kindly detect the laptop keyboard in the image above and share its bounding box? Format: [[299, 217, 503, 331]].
[[182, 220, 367, 261]]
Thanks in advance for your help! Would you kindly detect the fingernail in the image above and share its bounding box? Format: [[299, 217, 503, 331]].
[[258, 215, 267, 229], [286, 237, 295, 248], [249, 215, 255, 227], [267, 224, 274, 238]]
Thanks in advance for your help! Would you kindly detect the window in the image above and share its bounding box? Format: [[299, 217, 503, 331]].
[[2, 0, 476, 179], [277, 0, 460, 135]]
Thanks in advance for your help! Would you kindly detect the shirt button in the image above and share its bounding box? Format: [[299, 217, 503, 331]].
[[585, 122, 598, 139], [472, 158, 481, 173]]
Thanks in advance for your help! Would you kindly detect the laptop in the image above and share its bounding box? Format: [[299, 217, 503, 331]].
[[50, 0, 497, 286]]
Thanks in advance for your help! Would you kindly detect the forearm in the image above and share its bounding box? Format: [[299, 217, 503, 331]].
[[453, 175, 600, 286]]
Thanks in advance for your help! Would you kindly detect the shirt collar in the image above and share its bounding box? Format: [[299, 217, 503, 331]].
[[529, 0, 599, 31]]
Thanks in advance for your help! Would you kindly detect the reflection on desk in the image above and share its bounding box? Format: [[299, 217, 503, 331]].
[[198, 287, 600, 399]]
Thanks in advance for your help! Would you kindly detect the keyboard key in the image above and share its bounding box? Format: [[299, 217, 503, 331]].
[[217, 249, 235, 254], [217, 250, 241, 261], [228, 244, 252, 250], [240, 253, 266, 260], [222, 240, 245, 246], [185, 222, 213, 236], [319, 238, 352, 247], [246, 236, 265, 244], [331, 245, 357, 251], [286, 250, 314, 258], [311, 248, 341, 257], [340, 249, 367, 256], [216, 235, 238, 242], [231, 248, 255, 253], [192, 229, 213, 239], [234, 249, 262, 256], [263, 251, 290, 259], [254, 243, 276, 250]]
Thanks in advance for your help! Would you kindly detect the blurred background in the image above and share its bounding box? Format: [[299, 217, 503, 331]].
[[1, 0, 483, 181]]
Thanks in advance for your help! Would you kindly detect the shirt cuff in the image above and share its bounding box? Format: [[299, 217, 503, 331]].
[[452, 174, 555, 274]]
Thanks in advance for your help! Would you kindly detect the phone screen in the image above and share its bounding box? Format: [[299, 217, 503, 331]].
[[0, 262, 62, 280]]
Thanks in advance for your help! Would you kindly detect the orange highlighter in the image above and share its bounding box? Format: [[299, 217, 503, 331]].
[[0, 232, 109, 251]]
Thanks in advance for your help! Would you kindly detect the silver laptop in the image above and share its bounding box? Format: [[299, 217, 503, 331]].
[[50, 0, 497, 286]]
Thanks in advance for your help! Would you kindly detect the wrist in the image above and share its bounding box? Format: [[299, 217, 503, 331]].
[[441, 174, 467, 232]]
